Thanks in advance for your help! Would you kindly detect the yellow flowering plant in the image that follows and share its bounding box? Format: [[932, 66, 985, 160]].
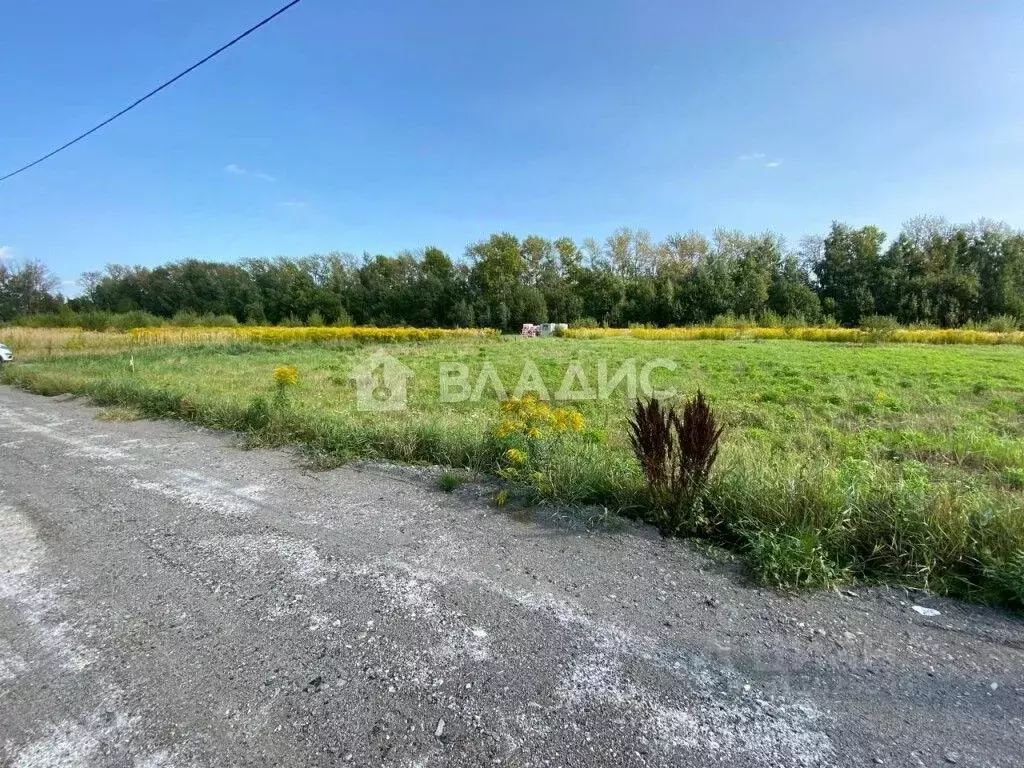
[[129, 325, 498, 347], [563, 325, 1024, 347], [274, 365, 299, 387], [491, 393, 586, 500], [494, 393, 586, 443], [273, 364, 299, 405], [503, 448, 528, 465]]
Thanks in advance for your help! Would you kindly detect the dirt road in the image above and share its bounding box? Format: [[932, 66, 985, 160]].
[[1, 387, 1021, 767]]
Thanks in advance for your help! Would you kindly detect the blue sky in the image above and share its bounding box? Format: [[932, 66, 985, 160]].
[[2, 0, 1023, 293]]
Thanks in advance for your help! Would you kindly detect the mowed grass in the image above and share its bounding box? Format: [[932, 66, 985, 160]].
[[4, 334, 1024, 606]]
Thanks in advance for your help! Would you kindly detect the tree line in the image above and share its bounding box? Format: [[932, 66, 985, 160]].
[[3, 217, 1023, 330]]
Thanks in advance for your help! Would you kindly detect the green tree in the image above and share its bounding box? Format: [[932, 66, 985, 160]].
[[733, 234, 781, 319], [468, 233, 526, 330], [416, 247, 459, 326], [0, 259, 62, 320], [769, 255, 821, 321], [815, 223, 886, 325]]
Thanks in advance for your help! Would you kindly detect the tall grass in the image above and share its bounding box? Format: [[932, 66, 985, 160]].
[[129, 325, 498, 345], [0, 325, 498, 361], [567, 325, 1024, 346], [707, 456, 1024, 605], [0, 328, 141, 359]]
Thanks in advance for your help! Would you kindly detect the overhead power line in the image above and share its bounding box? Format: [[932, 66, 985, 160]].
[[0, 0, 305, 183]]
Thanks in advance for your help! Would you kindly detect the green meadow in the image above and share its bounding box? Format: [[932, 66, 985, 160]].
[[4, 334, 1023, 606]]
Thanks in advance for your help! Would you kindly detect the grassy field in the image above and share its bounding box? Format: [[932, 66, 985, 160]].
[[568, 325, 1024, 345], [3, 328, 1023, 606]]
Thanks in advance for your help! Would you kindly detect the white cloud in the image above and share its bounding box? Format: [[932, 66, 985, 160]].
[[0, 245, 11, 261], [278, 200, 307, 209], [739, 152, 784, 168], [223, 163, 275, 182]]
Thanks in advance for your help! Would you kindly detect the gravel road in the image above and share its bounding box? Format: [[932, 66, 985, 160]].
[[1, 386, 1022, 767]]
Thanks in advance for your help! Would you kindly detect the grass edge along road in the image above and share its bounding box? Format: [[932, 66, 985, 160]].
[[2, 325, 1023, 610]]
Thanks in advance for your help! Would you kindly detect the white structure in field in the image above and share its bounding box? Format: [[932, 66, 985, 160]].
[[521, 323, 568, 337]]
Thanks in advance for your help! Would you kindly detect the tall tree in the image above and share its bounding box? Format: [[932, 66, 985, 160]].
[[815, 223, 886, 324], [733, 233, 781, 318], [0, 259, 62, 319], [769, 254, 821, 321], [467, 233, 533, 330], [416, 247, 460, 326]]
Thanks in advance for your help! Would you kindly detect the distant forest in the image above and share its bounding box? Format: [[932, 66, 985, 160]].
[[3, 217, 1024, 330]]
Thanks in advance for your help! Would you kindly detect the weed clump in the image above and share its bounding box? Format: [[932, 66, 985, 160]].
[[627, 392, 723, 536], [745, 529, 847, 589], [244, 396, 273, 430], [439, 471, 462, 493]]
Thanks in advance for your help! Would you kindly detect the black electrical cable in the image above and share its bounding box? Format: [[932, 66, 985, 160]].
[[0, 0, 305, 183]]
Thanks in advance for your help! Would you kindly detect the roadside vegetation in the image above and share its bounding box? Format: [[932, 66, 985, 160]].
[[2, 330, 1022, 608], [438, 471, 464, 493]]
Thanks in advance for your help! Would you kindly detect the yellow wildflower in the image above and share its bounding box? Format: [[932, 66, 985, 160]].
[[552, 407, 585, 432], [274, 365, 299, 387], [494, 420, 521, 439], [504, 448, 527, 465]]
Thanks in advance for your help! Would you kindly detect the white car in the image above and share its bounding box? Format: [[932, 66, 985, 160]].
[[0, 343, 13, 364]]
